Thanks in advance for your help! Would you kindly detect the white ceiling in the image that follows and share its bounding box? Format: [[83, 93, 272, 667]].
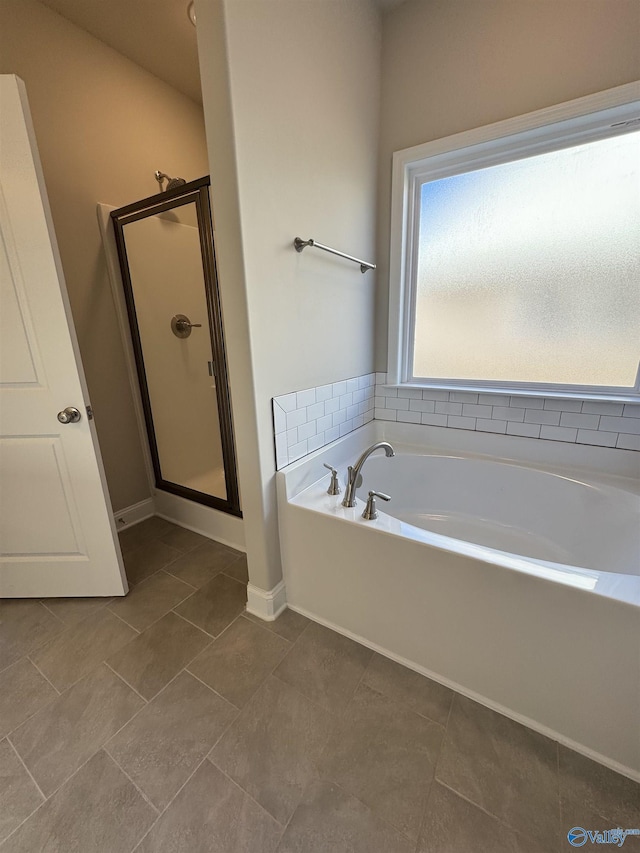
[[38, 0, 407, 104]]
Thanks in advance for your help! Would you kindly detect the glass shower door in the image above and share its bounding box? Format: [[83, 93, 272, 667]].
[[111, 179, 240, 516]]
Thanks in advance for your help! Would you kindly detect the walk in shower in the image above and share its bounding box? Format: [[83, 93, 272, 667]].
[[110, 177, 240, 516]]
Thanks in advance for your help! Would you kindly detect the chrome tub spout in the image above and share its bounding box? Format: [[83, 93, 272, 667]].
[[342, 441, 395, 508]]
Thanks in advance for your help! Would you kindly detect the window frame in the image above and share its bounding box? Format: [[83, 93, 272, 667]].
[[387, 81, 640, 401]]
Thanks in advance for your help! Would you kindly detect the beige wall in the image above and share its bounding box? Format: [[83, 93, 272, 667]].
[[376, 0, 640, 368], [0, 0, 210, 511], [196, 0, 381, 591]]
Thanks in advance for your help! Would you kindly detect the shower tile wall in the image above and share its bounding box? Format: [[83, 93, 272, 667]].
[[272, 375, 376, 469], [272, 374, 639, 470]]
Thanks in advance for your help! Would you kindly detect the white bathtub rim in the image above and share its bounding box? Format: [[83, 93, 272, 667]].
[[289, 485, 640, 608], [285, 602, 640, 785]]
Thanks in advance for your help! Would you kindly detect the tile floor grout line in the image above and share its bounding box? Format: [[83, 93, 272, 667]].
[[26, 655, 62, 696], [167, 607, 226, 641], [417, 688, 456, 848], [432, 689, 455, 780], [434, 696, 561, 850], [23, 619, 75, 670], [25, 607, 138, 697], [102, 744, 160, 815], [411, 764, 438, 853], [107, 587, 198, 635], [271, 628, 374, 730], [207, 757, 287, 833], [219, 554, 248, 583], [0, 771, 49, 847], [204, 694, 243, 756], [556, 740, 563, 853], [127, 673, 262, 853], [108, 662, 193, 711], [242, 611, 312, 654], [220, 568, 248, 584], [17, 602, 67, 655], [126, 567, 164, 589], [6, 734, 48, 802], [216, 573, 249, 592], [195, 609, 246, 646], [270, 783, 300, 848], [269, 667, 349, 721], [162, 564, 209, 587], [183, 666, 242, 711], [314, 656, 428, 850], [125, 539, 182, 567], [37, 599, 63, 622], [331, 777, 423, 848], [312, 648, 448, 851], [125, 567, 198, 593], [238, 611, 294, 646], [107, 608, 142, 634], [9, 690, 154, 810], [434, 778, 545, 841], [124, 541, 186, 586], [129, 815, 160, 852], [129, 755, 213, 853], [39, 598, 113, 632], [356, 655, 455, 728], [1, 660, 65, 742], [103, 661, 149, 704], [184, 617, 292, 714]]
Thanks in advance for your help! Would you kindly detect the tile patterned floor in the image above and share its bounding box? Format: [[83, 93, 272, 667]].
[[0, 517, 638, 852]]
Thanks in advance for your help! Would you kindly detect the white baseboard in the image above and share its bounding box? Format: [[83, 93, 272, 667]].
[[154, 490, 245, 552], [286, 602, 640, 785], [113, 498, 156, 531], [246, 580, 287, 621]]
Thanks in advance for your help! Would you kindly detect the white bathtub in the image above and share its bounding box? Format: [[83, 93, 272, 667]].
[[360, 452, 639, 587], [277, 420, 640, 779]]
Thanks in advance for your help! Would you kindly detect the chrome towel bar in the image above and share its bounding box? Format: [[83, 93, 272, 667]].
[[293, 237, 376, 273]]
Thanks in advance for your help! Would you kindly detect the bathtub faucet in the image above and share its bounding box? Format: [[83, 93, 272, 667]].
[[342, 442, 395, 508]]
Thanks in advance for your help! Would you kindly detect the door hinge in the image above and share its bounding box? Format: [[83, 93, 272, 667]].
[[86, 405, 94, 420], [208, 360, 216, 377]]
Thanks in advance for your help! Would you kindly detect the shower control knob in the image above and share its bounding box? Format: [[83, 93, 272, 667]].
[[57, 407, 82, 424], [171, 314, 202, 338]]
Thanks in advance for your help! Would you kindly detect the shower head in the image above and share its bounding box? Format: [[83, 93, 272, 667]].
[[154, 170, 186, 191]]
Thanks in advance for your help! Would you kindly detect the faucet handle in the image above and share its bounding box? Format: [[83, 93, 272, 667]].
[[323, 463, 341, 496], [362, 490, 391, 521]]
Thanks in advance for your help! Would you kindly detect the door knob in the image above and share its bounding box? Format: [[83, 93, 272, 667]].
[[171, 314, 202, 339], [57, 407, 82, 424]]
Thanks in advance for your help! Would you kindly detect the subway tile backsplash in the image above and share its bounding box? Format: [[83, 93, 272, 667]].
[[374, 377, 640, 454], [273, 374, 376, 468], [272, 374, 640, 469]]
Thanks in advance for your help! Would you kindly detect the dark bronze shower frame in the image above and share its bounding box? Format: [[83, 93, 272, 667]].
[[111, 177, 241, 517]]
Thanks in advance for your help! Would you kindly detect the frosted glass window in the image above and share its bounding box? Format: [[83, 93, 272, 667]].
[[413, 131, 640, 388]]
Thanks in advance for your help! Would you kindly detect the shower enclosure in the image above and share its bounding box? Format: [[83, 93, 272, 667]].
[[111, 177, 240, 516]]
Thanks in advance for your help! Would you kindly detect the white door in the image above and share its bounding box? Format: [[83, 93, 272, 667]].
[[0, 75, 127, 598]]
